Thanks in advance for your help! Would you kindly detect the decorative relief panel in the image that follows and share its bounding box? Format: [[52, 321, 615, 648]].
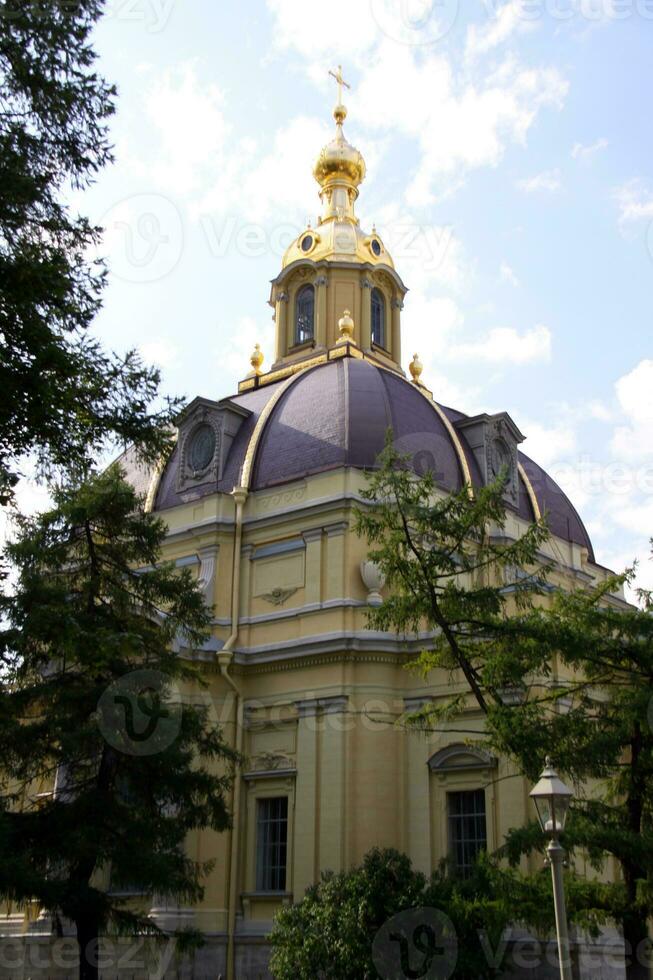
[[252, 553, 305, 598]]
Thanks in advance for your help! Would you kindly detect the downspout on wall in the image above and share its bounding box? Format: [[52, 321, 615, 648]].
[[217, 485, 248, 980]]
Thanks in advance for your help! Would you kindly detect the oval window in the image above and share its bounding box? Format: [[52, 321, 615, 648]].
[[371, 239, 382, 257], [188, 424, 216, 473], [301, 234, 314, 252]]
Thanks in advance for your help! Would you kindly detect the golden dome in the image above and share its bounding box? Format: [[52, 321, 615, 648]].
[[313, 104, 366, 190]]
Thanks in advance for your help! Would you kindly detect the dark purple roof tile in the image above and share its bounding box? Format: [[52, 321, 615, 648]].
[[146, 356, 593, 559]]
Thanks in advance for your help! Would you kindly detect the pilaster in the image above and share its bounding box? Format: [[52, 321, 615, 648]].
[[360, 277, 372, 350], [274, 291, 289, 361], [292, 699, 320, 894], [302, 528, 323, 605], [314, 275, 328, 349], [391, 298, 403, 367], [324, 522, 348, 602], [239, 544, 254, 619]]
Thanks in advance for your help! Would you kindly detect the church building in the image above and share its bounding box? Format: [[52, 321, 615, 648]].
[[3, 71, 622, 980]]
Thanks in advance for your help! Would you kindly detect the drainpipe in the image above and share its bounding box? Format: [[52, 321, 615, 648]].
[[218, 486, 248, 980]]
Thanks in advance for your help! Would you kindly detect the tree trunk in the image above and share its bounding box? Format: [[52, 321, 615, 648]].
[[623, 911, 651, 980], [75, 915, 100, 980]]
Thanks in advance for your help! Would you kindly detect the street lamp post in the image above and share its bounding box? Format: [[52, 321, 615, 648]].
[[530, 757, 575, 980]]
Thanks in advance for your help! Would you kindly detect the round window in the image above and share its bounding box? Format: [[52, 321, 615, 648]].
[[370, 239, 382, 257], [301, 234, 314, 252], [188, 424, 216, 473]]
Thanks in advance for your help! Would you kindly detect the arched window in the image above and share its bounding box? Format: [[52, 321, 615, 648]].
[[371, 288, 386, 348], [294, 284, 315, 345]]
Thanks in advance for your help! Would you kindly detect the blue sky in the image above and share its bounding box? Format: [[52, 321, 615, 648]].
[[58, 0, 653, 591]]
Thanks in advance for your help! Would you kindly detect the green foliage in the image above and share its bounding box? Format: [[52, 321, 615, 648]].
[[356, 437, 653, 977], [0, 467, 236, 952], [0, 0, 179, 502], [355, 435, 550, 716], [269, 848, 517, 980]]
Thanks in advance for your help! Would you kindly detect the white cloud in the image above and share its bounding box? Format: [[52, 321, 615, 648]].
[[236, 115, 331, 224], [354, 44, 568, 206], [615, 179, 653, 227], [265, 0, 379, 62], [519, 420, 577, 471], [586, 399, 613, 422], [615, 359, 653, 423], [137, 62, 230, 195], [465, 0, 537, 59], [263, 6, 569, 208], [218, 315, 269, 392], [517, 168, 562, 193], [403, 295, 463, 360], [571, 137, 608, 160], [610, 359, 653, 461], [448, 324, 552, 365], [371, 201, 468, 295], [499, 260, 519, 286], [139, 338, 180, 369]]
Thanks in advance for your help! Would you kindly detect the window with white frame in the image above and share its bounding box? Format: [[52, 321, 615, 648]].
[[447, 789, 487, 877], [256, 796, 288, 892]]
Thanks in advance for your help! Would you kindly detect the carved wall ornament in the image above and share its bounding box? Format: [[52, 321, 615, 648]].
[[260, 587, 298, 606]]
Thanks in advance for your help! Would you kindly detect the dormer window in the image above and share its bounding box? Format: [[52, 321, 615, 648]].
[[295, 284, 315, 345], [176, 396, 250, 493], [371, 287, 386, 348]]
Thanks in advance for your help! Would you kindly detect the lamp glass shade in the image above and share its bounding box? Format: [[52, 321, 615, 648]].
[[529, 759, 573, 837]]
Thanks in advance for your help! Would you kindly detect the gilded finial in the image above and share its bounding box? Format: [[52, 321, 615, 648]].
[[249, 343, 264, 377], [337, 309, 355, 344], [328, 64, 350, 123], [409, 353, 423, 383]]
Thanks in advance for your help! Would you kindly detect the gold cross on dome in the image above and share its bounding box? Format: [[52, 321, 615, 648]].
[[329, 64, 350, 104]]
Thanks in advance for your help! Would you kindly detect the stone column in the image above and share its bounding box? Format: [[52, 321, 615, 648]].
[[274, 290, 289, 361], [391, 297, 403, 367], [302, 528, 323, 607], [314, 275, 328, 349], [360, 277, 372, 350]]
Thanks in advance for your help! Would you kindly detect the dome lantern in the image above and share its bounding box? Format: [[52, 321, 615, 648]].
[[268, 66, 408, 375]]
